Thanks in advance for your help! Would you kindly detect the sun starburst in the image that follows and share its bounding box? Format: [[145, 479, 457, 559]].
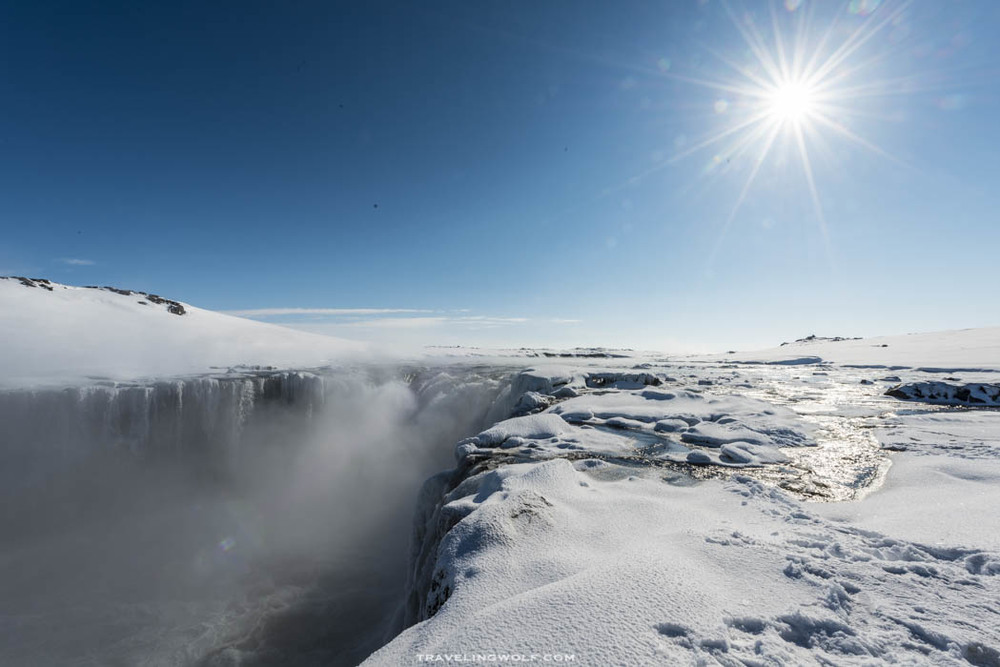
[[670, 0, 911, 264]]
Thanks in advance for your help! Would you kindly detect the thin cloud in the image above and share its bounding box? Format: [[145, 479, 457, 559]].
[[226, 307, 579, 331], [345, 316, 531, 329], [346, 317, 449, 329], [224, 307, 433, 317], [454, 316, 528, 324], [59, 258, 96, 266]]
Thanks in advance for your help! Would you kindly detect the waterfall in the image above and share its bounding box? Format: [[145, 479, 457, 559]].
[[0, 364, 518, 666]]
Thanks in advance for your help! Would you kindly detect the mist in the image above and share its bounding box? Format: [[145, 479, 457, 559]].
[[0, 365, 513, 666]]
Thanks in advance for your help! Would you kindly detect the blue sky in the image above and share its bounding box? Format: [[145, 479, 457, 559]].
[[3, 0, 999, 351]]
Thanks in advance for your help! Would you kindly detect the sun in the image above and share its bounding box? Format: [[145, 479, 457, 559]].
[[767, 81, 817, 124], [663, 0, 910, 265]]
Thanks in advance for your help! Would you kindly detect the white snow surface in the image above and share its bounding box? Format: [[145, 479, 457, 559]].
[[374, 462, 1000, 665], [5, 280, 1000, 665], [0, 277, 367, 386], [368, 331, 1000, 666], [717, 327, 1000, 372]]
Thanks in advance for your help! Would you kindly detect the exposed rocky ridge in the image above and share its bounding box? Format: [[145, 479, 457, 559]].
[[780, 334, 862, 346], [2, 276, 187, 315], [7, 276, 55, 291]]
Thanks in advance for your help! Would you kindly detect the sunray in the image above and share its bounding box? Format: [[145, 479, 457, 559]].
[[708, 119, 783, 262], [714, 118, 784, 178], [791, 120, 834, 269], [811, 49, 894, 94], [697, 43, 778, 93], [808, 102, 904, 124], [675, 0, 920, 272], [809, 111, 911, 169], [830, 71, 966, 100], [720, 0, 785, 86], [788, 1, 812, 81], [663, 70, 767, 99], [705, 110, 782, 176], [769, 2, 792, 83], [807, 1, 911, 88], [800, 3, 843, 83], [669, 109, 775, 164]]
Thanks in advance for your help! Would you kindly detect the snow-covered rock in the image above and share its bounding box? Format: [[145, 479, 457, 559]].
[[886, 381, 1000, 406]]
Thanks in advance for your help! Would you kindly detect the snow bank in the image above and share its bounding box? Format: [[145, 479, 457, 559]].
[[716, 327, 1000, 372], [0, 277, 367, 387], [367, 458, 1000, 666], [814, 454, 1000, 552]]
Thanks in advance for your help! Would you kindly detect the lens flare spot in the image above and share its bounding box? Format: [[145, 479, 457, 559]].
[[219, 537, 236, 552], [714, 99, 730, 114], [848, 0, 882, 16]]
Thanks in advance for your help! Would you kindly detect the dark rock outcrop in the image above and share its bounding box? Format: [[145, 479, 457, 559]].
[[886, 382, 1000, 406], [2, 277, 188, 316]]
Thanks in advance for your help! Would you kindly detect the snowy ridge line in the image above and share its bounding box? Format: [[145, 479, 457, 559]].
[[3, 276, 56, 290], [711, 326, 1000, 373], [2, 275, 187, 315], [0, 277, 366, 386]]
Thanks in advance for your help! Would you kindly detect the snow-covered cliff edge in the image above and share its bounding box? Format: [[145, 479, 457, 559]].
[[368, 335, 1000, 666]]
